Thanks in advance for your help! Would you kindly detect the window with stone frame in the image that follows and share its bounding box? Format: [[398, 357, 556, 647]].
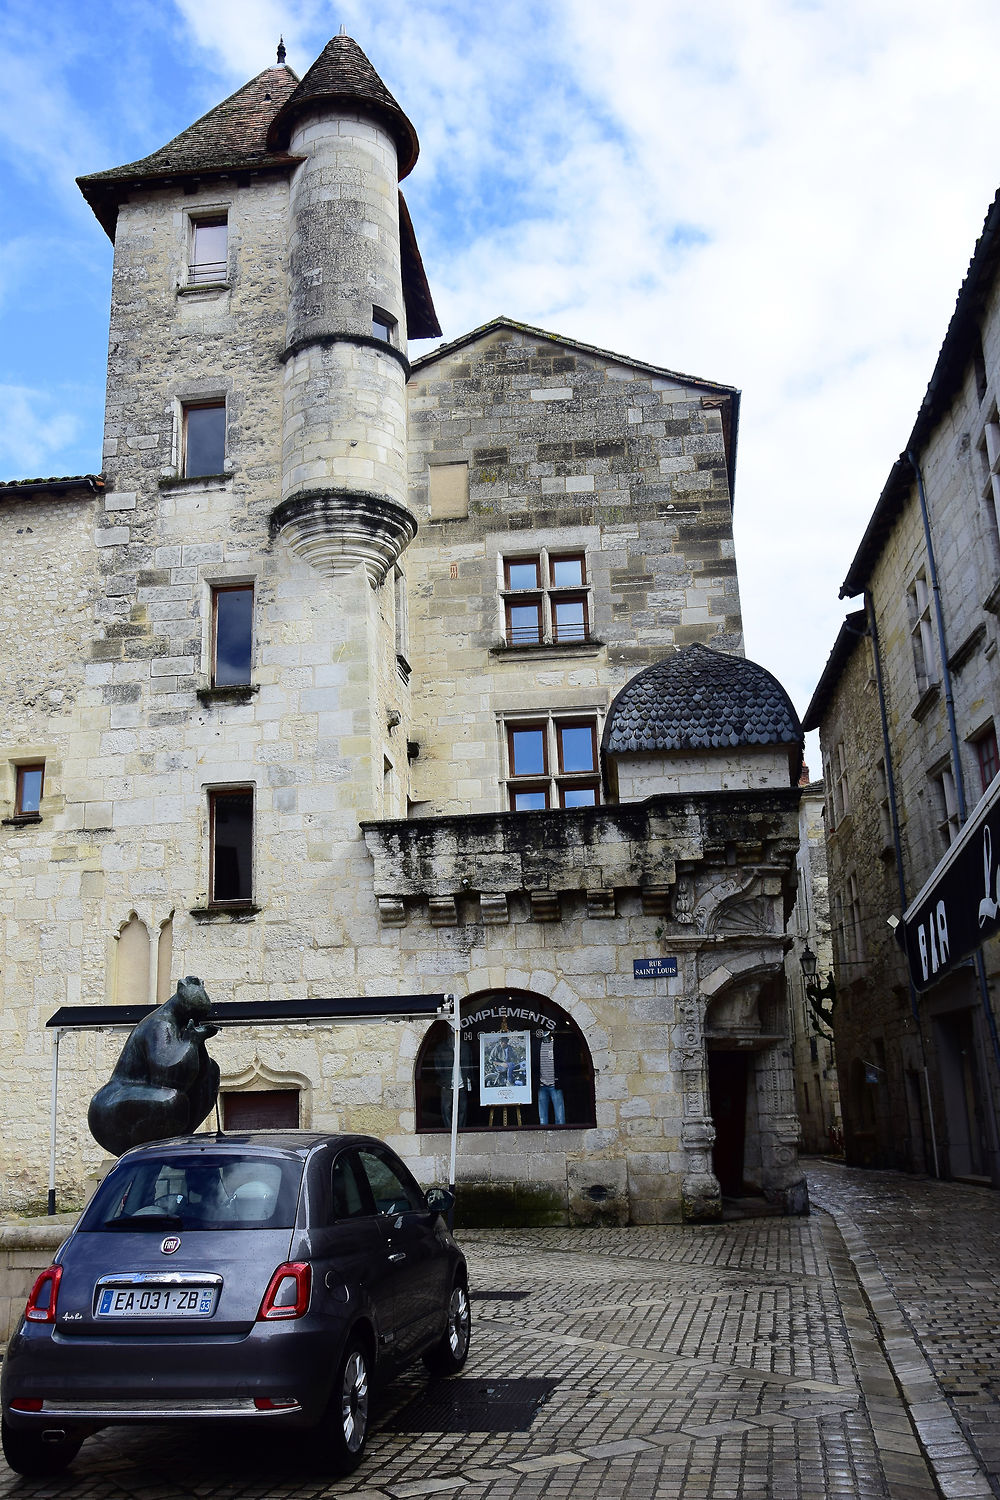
[[932, 767, 961, 850], [973, 722, 999, 796], [501, 551, 591, 646], [183, 400, 226, 478], [211, 585, 253, 687], [209, 788, 254, 905], [907, 572, 937, 693], [371, 306, 397, 344], [14, 762, 44, 818], [823, 740, 850, 827], [189, 213, 228, 284], [503, 714, 601, 810]]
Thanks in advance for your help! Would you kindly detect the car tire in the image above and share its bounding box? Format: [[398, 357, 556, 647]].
[[309, 1335, 370, 1474], [1, 1418, 83, 1477], [423, 1279, 471, 1376]]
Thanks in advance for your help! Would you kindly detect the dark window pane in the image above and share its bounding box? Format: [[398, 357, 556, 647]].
[[214, 587, 253, 685], [357, 1150, 423, 1214], [16, 765, 43, 814], [331, 1154, 369, 1220], [511, 728, 546, 775], [512, 788, 548, 811], [553, 599, 586, 641], [372, 308, 396, 341], [507, 603, 541, 644], [561, 786, 598, 807], [191, 219, 227, 282], [212, 790, 253, 902], [551, 555, 584, 586], [559, 725, 596, 773], [185, 404, 226, 477], [506, 560, 539, 590]]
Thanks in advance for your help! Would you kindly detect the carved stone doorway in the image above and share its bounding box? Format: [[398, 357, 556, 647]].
[[707, 1051, 748, 1195]]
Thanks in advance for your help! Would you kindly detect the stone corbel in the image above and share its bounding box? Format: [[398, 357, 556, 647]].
[[586, 888, 616, 919], [376, 896, 406, 927], [530, 891, 561, 922], [480, 893, 509, 925], [428, 896, 459, 927], [641, 884, 671, 917]]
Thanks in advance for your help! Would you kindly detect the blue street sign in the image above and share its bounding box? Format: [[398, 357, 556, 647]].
[[633, 957, 678, 979]]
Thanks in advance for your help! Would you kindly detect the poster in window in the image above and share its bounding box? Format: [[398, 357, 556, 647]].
[[479, 1030, 531, 1105]]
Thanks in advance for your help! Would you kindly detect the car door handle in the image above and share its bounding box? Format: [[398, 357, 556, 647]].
[[388, 1251, 407, 1263]]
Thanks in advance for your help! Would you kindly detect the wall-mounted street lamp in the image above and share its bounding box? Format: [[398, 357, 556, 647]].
[[800, 943, 837, 1033]]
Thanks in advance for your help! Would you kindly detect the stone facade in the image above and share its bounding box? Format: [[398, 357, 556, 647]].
[[806, 188, 1000, 1185], [784, 776, 842, 1155], [0, 35, 807, 1223]]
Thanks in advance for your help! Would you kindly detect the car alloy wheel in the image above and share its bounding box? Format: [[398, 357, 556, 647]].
[[447, 1283, 471, 1360], [423, 1279, 472, 1376], [339, 1345, 369, 1457]]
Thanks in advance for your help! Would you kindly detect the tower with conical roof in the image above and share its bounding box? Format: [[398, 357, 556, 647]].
[[71, 34, 441, 1026]]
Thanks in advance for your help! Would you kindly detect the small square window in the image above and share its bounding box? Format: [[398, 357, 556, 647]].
[[509, 726, 547, 777], [210, 788, 253, 904], [184, 402, 226, 479], [212, 585, 253, 686], [190, 215, 228, 284], [550, 554, 585, 587], [506, 559, 541, 590], [506, 600, 542, 645], [15, 763, 44, 816], [501, 551, 592, 648], [372, 307, 397, 342]]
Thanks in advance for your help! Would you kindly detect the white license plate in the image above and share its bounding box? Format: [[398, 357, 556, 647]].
[[96, 1285, 218, 1318]]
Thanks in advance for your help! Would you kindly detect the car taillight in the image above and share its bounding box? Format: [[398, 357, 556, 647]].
[[9, 1400, 43, 1412], [257, 1263, 310, 1321], [25, 1266, 62, 1323]]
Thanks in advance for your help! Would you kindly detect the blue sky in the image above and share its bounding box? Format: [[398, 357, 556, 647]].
[[3, 0, 1000, 745]]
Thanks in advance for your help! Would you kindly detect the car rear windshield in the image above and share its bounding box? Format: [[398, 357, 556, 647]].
[[79, 1152, 303, 1232]]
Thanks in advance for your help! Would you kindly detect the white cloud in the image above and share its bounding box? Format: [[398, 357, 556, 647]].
[[0, 387, 81, 475], [6, 0, 1000, 744]]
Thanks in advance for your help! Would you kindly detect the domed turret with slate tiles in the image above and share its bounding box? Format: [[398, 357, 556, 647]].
[[603, 643, 803, 777]]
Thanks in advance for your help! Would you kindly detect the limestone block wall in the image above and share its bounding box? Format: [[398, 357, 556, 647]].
[[404, 326, 742, 815]]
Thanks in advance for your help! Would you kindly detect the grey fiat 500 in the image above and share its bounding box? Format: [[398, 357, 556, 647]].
[[1, 1133, 470, 1478]]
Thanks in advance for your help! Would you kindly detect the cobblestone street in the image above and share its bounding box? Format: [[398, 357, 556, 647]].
[[1, 1162, 998, 1499]]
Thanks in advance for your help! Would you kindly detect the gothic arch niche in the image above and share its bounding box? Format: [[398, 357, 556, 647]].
[[415, 990, 596, 1132], [114, 914, 150, 1007], [219, 1057, 312, 1131]]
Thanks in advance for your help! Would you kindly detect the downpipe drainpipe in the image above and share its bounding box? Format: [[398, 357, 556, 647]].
[[907, 450, 1000, 1176], [864, 591, 939, 1177]]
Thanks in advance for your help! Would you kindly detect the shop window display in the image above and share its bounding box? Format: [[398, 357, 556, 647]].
[[415, 990, 595, 1131]]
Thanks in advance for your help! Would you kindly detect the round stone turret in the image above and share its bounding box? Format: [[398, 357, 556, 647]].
[[270, 35, 418, 584]]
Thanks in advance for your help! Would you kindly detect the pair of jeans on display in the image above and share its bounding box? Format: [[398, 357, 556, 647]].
[[537, 1084, 565, 1125]]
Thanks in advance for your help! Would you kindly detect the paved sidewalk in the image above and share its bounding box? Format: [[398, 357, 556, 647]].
[[808, 1158, 1000, 1500], [0, 1192, 946, 1500]]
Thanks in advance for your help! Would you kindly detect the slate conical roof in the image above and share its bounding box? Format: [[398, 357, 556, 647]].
[[602, 643, 803, 769], [266, 34, 419, 179], [77, 66, 301, 235]]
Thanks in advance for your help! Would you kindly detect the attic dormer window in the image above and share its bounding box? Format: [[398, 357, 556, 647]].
[[189, 214, 228, 284], [372, 307, 397, 343]]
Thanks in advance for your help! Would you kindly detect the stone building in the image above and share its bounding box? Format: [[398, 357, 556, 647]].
[[0, 33, 807, 1222], [784, 773, 841, 1155], [805, 187, 1000, 1185]]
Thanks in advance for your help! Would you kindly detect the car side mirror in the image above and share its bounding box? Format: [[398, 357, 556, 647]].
[[426, 1186, 454, 1215]]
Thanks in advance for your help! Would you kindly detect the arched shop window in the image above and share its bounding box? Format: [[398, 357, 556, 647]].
[[415, 990, 596, 1132]]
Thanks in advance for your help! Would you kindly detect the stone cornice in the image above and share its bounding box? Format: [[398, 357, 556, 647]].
[[270, 488, 417, 585], [361, 789, 801, 915]]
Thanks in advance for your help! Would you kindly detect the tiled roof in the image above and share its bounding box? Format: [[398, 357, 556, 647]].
[[603, 643, 803, 757], [77, 67, 302, 235], [266, 34, 419, 179], [0, 474, 103, 495]]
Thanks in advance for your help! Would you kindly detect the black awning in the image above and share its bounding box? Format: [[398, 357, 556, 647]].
[[47, 994, 450, 1030]]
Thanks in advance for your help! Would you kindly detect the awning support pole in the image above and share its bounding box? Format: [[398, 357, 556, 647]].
[[48, 1029, 63, 1215], [448, 992, 460, 1207]]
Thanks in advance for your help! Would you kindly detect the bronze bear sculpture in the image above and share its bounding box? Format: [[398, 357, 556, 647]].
[[88, 976, 221, 1157]]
